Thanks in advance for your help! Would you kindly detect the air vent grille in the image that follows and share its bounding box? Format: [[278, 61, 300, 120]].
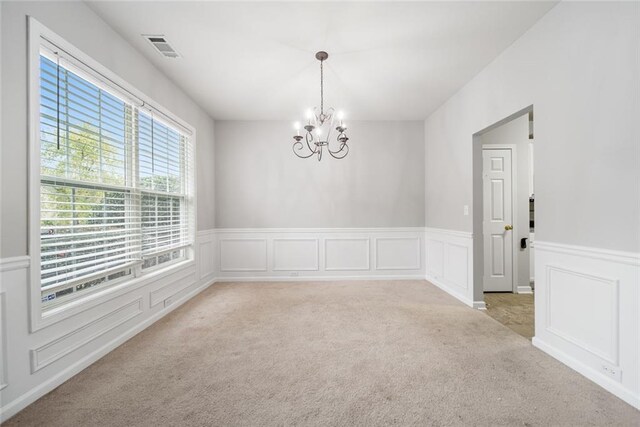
[[143, 35, 180, 59]]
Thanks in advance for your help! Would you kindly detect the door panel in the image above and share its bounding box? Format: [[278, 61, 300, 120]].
[[491, 180, 504, 220], [483, 149, 513, 292], [491, 234, 505, 276]]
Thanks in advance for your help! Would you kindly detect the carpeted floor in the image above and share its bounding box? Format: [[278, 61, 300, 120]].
[[484, 292, 535, 339], [6, 280, 639, 426]]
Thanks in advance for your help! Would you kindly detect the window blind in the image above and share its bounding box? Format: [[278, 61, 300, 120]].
[[137, 111, 193, 260], [39, 48, 193, 306]]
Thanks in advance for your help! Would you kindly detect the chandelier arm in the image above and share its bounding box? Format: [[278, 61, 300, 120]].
[[292, 140, 315, 158], [327, 141, 348, 155], [328, 143, 349, 159], [305, 131, 317, 153]]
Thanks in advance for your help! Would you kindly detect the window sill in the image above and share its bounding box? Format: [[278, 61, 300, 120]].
[[33, 258, 196, 332]]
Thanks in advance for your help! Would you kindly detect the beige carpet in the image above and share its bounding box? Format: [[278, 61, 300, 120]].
[[6, 280, 639, 426], [484, 292, 535, 339]]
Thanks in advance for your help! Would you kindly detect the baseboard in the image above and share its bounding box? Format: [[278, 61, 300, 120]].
[[0, 279, 215, 423], [516, 285, 533, 294], [532, 337, 640, 410], [425, 274, 485, 310], [215, 274, 425, 283]]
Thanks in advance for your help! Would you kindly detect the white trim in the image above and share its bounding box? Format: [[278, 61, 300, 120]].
[[535, 241, 640, 266], [516, 285, 533, 294], [214, 227, 426, 234], [27, 17, 197, 332], [426, 274, 486, 309], [532, 338, 639, 410], [29, 298, 144, 373], [215, 275, 426, 283], [0, 256, 30, 273], [424, 227, 473, 239], [196, 229, 215, 238], [0, 293, 7, 391]]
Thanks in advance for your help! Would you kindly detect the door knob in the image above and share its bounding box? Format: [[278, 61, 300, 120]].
[[504, 224, 513, 231]]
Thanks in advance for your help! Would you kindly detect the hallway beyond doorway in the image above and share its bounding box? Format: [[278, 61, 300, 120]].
[[484, 292, 534, 339]]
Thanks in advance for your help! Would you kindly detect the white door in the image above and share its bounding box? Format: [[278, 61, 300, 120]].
[[483, 149, 513, 292]]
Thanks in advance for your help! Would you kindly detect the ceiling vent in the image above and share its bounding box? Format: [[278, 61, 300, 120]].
[[143, 35, 180, 59]]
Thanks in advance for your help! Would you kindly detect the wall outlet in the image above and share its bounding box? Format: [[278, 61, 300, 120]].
[[601, 363, 622, 381], [463, 205, 469, 216]]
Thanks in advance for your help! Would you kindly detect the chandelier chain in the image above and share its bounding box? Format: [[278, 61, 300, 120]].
[[320, 59, 324, 115]]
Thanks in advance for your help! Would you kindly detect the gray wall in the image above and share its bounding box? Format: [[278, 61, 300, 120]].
[[481, 113, 530, 288], [425, 1, 640, 252], [0, 1, 216, 258], [215, 121, 425, 228]]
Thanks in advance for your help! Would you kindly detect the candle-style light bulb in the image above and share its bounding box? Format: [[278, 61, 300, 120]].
[[305, 109, 313, 125], [294, 121, 301, 136], [315, 128, 322, 141], [337, 111, 345, 126]]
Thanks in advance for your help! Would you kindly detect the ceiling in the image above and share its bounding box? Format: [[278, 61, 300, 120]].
[[87, 1, 557, 121]]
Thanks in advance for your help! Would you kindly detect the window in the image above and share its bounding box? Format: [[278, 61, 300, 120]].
[[38, 44, 194, 309]]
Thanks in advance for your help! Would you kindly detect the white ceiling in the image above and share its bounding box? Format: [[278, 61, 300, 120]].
[[87, 1, 557, 121]]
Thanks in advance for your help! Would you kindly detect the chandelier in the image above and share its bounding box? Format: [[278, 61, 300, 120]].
[[292, 51, 350, 161]]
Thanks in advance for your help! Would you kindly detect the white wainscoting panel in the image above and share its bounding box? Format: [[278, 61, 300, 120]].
[[533, 241, 639, 410], [214, 228, 424, 280], [425, 228, 480, 308], [0, 231, 217, 422], [325, 238, 370, 271], [273, 239, 319, 271], [220, 239, 268, 272], [197, 229, 216, 282], [149, 269, 198, 308], [0, 292, 7, 390], [375, 237, 421, 270], [199, 243, 213, 280], [545, 265, 619, 365], [30, 298, 144, 372], [444, 242, 470, 290], [426, 239, 444, 279]]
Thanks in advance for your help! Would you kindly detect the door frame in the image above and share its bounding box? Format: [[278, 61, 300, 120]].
[[472, 105, 533, 305], [481, 144, 518, 294]]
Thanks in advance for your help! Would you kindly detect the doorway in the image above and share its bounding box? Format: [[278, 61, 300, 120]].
[[473, 107, 535, 339]]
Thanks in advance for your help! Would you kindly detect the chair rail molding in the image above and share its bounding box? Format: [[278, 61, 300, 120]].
[[0, 256, 30, 273]]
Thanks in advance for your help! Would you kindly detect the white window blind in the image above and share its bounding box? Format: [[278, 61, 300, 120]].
[[137, 112, 193, 262], [39, 47, 193, 307]]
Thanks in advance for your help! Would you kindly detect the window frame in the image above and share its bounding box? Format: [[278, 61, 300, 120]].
[[28, 17, 197, 332]]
